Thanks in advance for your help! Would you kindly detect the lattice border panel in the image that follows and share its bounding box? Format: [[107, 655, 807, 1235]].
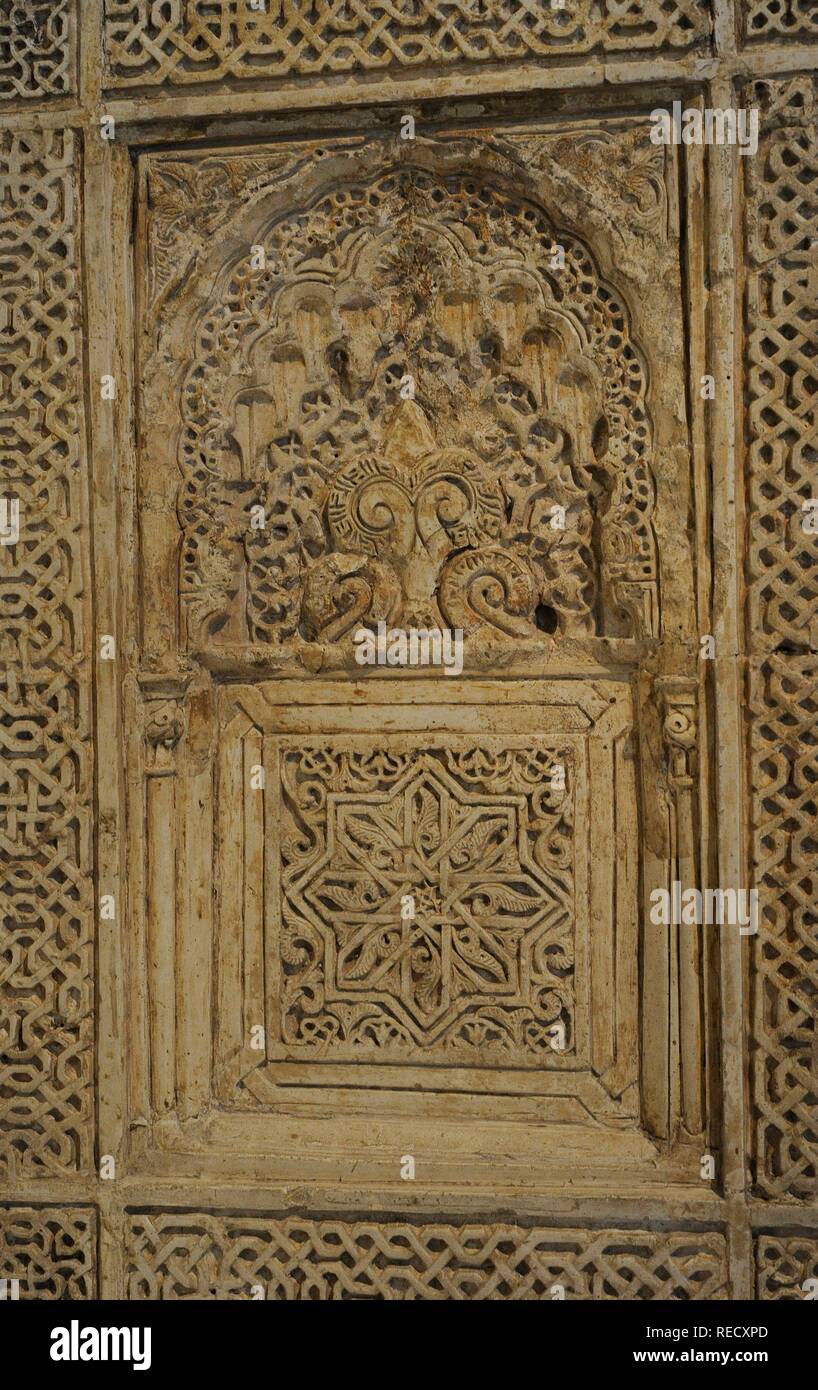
[[103, 0, 713, 91], [0, 1, 75, 101], [0, 1205, 96, 1298], [124, 1211, 730, 1299], [0, 129, 93, 1177]]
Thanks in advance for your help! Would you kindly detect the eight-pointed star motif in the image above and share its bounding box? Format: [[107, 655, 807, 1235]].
[[293, 755, 570, 1040]]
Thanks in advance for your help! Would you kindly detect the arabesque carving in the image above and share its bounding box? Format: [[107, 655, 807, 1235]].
[[167, 154, 659, 660], [6, 1, 818, 1305]]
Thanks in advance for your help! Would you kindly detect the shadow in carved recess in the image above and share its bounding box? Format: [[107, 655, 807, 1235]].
[[172, 166, 659, 667], [133, 136, 705, 1191]]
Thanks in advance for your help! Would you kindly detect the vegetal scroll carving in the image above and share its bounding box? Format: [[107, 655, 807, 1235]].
[[172, 157, 659, 658]]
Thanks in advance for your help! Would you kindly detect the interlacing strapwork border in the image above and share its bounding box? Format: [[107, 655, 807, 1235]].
[[0, 131, 93, 1176], [756, 1236, 818, 1298], [126, 1214, 728, 1300], [0, 1206, 96, 1298], [0, 1, 74, 99], [103, 0, 712, 89], [749, 657, 818, 1199], [745, 77, 818, 1200], [746, 77, 818, 657], [742, 0, 818, 42]]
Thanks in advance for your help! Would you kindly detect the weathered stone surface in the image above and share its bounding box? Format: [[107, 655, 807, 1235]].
[[0, 0, 816, 1305], [0, 1, 74, 99], [128, 117, 709, 1198], [742, 0, 818, 42], [126, 1212, 729, 1299], [0, 1206, 96, 1298], [744, 76, 818, 1203], [104, 1, 713, 89], [0, 129, 93, 1178], [756, 1236, 818, 1299]]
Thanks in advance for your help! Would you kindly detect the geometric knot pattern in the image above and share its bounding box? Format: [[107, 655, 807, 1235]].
[[744, 75, 818, 1207], [749, 655, 818, 1199], [0, 2, 74, 99], [104, 1, 712, 89], [743, 0, 818, 40], [756, 1236, 818, 1298], [0, 1205, 96, 1297], [0, 129, 92, 1175], [125, 1213, 729, 1300], [745, 77, 818, 655], [279, 743, 575, 1061]]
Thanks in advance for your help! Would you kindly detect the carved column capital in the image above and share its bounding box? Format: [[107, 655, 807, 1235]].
[[145, 702, 185, 751], [657, 676, 698, 787], [139, 674, 192, 770]]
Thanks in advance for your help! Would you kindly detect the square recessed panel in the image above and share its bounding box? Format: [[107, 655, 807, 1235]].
[[208, 683, 638, 1133], [274, 735, 576, 1063]]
